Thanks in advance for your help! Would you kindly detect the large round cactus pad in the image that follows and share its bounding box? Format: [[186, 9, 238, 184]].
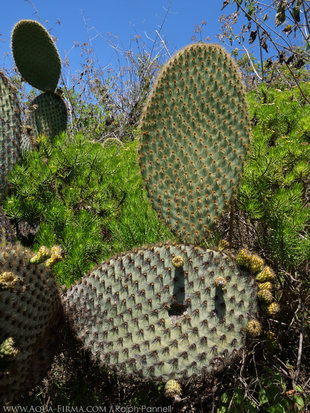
[[11, 20, 61, 92], [63, 244, 257, 381], [0, 71, 21, 195], [139, 44, 251, 244], [28, 92, 67, 141], [0, 244, 61, 403]]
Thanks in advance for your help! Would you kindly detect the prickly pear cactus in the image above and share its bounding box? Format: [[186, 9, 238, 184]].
[[0, 71, 22, 196], [11, 19, 61, 92], [139, 43, 251, 244], [28, 92, 67, 141], [0, 243, 61, 403], [63, 243, 257, 381]]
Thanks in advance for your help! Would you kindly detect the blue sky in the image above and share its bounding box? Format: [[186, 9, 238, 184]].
[[1, 1, 241, 78]]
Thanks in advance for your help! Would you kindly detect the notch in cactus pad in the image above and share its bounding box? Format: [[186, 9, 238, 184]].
[[62, 243, 257, 381], [28, 92, 67, 141], [11, 20, 61, 92], [139, 43, 251, 244]]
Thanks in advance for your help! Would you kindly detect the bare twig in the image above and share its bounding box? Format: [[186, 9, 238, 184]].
[[294, 300, 305, 386], [155, 30, 172, 58], [239, 43, 263, 81]]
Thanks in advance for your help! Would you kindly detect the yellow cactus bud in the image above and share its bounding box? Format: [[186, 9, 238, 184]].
[[30, 245, 50, 264], [246, 319, 262, 337], [256, 266, 276, 282], [214, 276, 227, 288], [0, 271, 20, 289], [236, 248, 252, 267], [0, 337, 19, 359], [249, 254, 264, 274], [218, 239, 229, 251], [257, 289, 274, 303], [45, 245, 64, 267], [165, 379, 182, 398], [267, 302, 280, 316], [51, 245, 64, 260], [171, 256, 184, 268], [258, 282, 273, 291]]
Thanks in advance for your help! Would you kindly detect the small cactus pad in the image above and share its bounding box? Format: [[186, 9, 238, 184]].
[[0, 71, 22, 195], [28, 92, 67, 141], [139, 44, 250, 244], [0, 243, 61, 403], [62, 243, 258, 381], [11, 20, 61, 92]]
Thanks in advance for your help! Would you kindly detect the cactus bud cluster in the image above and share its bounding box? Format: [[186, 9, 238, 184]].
[[30, 244, 64, 267], [0, 244, 61, 403]]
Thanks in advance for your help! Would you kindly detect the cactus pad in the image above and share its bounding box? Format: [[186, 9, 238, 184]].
[[63, 243, 258, 381], [11, 20, 61, 92], [28, 92, 67, 141], [139, 43, 250, 244], [0, 243, 61, 403], [0, 71, 21, 195]]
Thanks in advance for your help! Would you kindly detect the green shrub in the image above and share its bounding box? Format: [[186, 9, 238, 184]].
[[237, 84, 310, 274], [217, 369, 306, 412], [3, 132, 174, 284]]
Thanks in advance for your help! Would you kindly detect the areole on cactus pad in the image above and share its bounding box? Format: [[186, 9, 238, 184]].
[[139, 43, 251, 244]]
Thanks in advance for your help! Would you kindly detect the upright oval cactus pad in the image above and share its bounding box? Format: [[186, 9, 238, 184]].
[[0, 244, 61, 403], [62, 243, 257, 381], [11, 20, 61, 92], [0, 71, 21, 195], [28, 92, 67, 141], [139, 44, 251, 244]]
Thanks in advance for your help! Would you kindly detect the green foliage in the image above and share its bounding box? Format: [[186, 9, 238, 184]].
[[3, 132, 173, 284], [217, 369, 306, 412], [237, 83, 310, 272]]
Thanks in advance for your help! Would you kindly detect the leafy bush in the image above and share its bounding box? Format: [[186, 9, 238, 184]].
[[237, 83, 310, 275], [3, 132, 174, 284], [218, 369, 306, 412]]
